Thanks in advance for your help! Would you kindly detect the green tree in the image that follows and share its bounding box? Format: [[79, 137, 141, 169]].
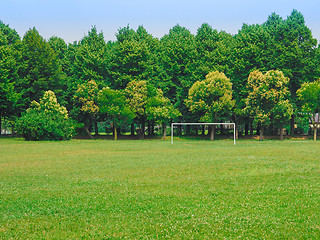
[[245, 70, 293, 141], [297, 80, 320, 141], [185, 71, 235, 141], [264, 10, 319, 135], [0, 22, 21, 133], [195, 23, 233, 82], [228, 23, 274, 136], [107, 26, 159, 90], [125, 80, 175, 139], [158, 25, 198, 123], [98, 87, 134, 140], [73, 80, 100, 138], [71, 27, 109, 87], [146, 89, 181, 140], [15, 90, 75, 141], [18, 28, 63, 109]]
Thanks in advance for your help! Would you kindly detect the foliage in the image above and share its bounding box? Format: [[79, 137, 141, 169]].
[[18, 28, 63, 110], [297, 80, 320, 116], [15, 91, 75, 140], [158, 25, 198, 122], [245, 70, 293, 139], [297, 80, 320, 140], [108, 26, 159, 90], [73, 80, 100, 118], [98, 87, 134, 140], [186, 71, 235, 122], [0, 25, 21, 120], [124, 80, 151, 118], [194, 23, 233, 82]]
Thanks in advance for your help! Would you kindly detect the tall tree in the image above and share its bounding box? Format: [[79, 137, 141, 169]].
[[245, 70, 293, 141], [73, 80, 100, 138], [125, 80, 175, 139], [297, 80, 320, 141], [18, 28, 63, 110], [185, 71, 235, 141], [0, 23, 21, 132], [98, 87, 134, 140], [71, 27, 109, 88], [158, 25, 198, 123], [264, 10, 320, 135], [107, 26, 159, 90], [146, 89, 181, 140], [195, 23, 233, 82]]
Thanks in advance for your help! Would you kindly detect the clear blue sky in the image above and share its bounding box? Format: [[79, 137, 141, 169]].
[[1, 0, 320, 43]]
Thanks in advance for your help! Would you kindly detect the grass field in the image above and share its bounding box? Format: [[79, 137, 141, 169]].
[[1, 138, 320, 239]]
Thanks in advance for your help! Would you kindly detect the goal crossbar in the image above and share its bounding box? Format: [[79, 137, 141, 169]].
[[171, 123, 236, 145]]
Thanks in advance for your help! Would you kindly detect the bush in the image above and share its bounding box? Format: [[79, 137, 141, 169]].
[[16, 91, 76, 141]]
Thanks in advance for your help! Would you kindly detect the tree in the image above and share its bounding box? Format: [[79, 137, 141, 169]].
[[124, 80, 176, 140], [158, 25, 198, 124], [98, 87, 134, 140], [194, 23, 233, 82], [71, 27, 109, 87], [185, 71, 235, 141], [0, 23, 21, 133], [107, 26, 159, 90], [73, 80, 100, 138], [245, 70, 293, 141], [297, 80, 320, 141], [228, 23, 274, 136], [66, 27, 109, 119], [264, 10, 319, 135], [15, 91, 75, 141], [18, 28, 63, 110], [146, 89, 181, 140], [124, 80, 152, 139]]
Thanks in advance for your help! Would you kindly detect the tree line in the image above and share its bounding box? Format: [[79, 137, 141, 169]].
[[1, 9, 320, 140]]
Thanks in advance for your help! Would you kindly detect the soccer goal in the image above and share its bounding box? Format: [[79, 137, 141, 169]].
[[171, 122, 236, 145]]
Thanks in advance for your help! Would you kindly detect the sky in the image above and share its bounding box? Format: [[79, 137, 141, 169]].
[[1, 0, 320, 43]]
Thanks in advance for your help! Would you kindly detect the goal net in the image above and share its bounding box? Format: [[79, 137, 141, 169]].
[[171, 123, 236, 145]]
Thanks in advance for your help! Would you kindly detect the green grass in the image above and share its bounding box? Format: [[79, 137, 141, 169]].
[[1, 138, 320, 239]]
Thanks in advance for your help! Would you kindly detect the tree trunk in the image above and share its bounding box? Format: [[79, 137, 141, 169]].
[[290, 115, 295, 136], [250, 123, 253, 136], [162, 123, 166, 141], [220, 124, 224, 136], [84, 125, 93, 139], [257, 124, 260, 136], [314, 126, 317, 141], [94, 120, 99, 136], [148, 121, 151, 136], [202, 125, 205, 136], [186, 125, 190, 135], [280, 125, 284, 140], [245, 123, 249, 136], [210, 125, 215, 141], [151, 122, 155, 135], [259, 125, 264, 141], [139, 119, 145, 140], [114, 122, 118, 140], [178, 125, 182, 136], [131, 123, 135, 136], [0, 114, 2, 136]]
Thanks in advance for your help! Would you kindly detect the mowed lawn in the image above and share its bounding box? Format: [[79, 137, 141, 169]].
[[1, 138, 320, 239]]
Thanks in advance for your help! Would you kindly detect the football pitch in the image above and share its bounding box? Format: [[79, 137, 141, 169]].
[[0, 138, 320, 239]]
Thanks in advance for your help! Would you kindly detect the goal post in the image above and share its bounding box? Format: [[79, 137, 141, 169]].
[[171, 123, 236, 145]]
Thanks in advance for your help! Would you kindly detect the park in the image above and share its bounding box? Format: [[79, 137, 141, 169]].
[[1, 7, 320, 239]]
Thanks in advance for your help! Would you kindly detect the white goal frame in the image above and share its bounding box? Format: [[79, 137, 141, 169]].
[[171, 123, 236, 145]]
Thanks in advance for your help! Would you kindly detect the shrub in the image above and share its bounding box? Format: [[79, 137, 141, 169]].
[[16, 91, 76, 141]]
